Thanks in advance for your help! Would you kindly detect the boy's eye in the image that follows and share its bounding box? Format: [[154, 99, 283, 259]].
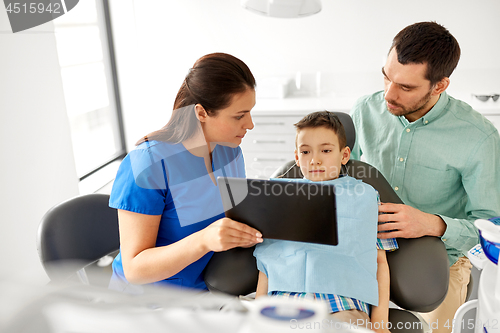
[[322, 149, 331, 153]]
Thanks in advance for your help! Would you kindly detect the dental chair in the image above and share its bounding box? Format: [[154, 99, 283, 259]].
[[204, 112, 450, 333], [37, 193, 120, 286]]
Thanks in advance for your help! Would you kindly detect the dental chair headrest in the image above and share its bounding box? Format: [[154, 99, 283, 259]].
[[333, 111, 356, 151]]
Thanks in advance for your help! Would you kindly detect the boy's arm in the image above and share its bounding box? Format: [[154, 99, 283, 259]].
[[371, 249, 391, 333], [255, 271, 269, 298]]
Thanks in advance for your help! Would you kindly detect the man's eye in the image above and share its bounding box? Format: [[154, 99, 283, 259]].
[[400, 86, 410, 92]]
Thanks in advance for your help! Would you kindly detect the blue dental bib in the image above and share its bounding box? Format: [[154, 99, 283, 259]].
[[254, 176, 379, 305]]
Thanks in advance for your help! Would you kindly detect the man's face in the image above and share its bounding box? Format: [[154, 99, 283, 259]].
[[382, 48, 436, 122]]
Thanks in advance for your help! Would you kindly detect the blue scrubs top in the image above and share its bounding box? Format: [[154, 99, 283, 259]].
[[108, 140, 245, 292]]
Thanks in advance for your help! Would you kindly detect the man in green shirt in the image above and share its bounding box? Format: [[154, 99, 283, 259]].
[[350, 22, 500, 333]]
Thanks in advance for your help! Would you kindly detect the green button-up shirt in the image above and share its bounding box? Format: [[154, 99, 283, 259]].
[[350, 91, 500, 266]]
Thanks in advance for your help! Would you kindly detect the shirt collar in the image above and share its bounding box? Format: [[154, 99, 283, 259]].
[[398, 91, 449, 126]]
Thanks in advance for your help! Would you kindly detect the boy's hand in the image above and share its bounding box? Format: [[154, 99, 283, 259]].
[[377, 203, 446, 239]]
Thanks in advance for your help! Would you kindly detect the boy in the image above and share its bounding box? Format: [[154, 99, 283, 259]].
[[254, 111, 397, 332]]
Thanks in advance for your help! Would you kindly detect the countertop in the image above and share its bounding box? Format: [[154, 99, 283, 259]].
[[252, 93, 500, 115]]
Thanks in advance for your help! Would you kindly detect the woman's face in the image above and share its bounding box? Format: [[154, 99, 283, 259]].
[[201, 89, 255, 148]]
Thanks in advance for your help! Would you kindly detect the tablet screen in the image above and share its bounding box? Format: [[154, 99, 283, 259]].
[[218, 177, 338, 246]]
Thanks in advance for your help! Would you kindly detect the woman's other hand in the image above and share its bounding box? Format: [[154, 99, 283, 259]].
[[201, 217, 263, 252]]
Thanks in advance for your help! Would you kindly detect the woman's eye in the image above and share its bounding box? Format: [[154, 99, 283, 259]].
[[300, 151, 309, 155], [235, 115, 244, 120]]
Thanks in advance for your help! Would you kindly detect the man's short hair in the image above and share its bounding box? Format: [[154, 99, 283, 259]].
[[294, 111, 347, 149], [391, 21, 460, 85]]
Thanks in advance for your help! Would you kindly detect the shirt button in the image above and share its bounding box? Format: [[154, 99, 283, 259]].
[[443, 238, 447, 242], [424, 120, 429, 124], [406, 128, 411, 133], [399, 158, 404, 162], [394, 186, 399, 191]]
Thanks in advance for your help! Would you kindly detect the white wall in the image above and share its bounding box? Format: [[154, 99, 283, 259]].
[[0, 9, 79, 283], [110, 0, 500, 151]]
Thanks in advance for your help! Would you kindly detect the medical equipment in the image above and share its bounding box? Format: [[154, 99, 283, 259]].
[[240, 297, 328, 333], [1, 280, 369, 333], [452, 217, 500, 333]]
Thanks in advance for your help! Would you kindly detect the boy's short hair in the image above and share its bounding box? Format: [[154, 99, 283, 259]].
[[294, 111, 347, 149]]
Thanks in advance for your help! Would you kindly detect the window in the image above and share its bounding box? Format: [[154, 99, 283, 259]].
[[54, 0, 125, 181]]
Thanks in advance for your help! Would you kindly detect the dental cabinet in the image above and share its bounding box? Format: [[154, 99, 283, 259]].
[[241, 112, 305, 179]]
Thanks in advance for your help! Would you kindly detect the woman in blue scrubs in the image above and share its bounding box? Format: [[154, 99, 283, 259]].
[[108, 53, 263, 292]]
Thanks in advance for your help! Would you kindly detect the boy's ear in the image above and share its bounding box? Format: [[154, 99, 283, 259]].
[[294, 149, 300, 167], [195, 104, 208, 122], [341, 146, 351, 165]]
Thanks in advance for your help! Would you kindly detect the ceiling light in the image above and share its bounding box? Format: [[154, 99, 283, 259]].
[[241, 0, 322, 18]]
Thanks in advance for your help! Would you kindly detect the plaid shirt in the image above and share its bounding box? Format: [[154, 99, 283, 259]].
[[270, 192, 398, 314]]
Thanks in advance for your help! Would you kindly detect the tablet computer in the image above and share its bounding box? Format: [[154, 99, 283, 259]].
[[218, 177, 338, 246]]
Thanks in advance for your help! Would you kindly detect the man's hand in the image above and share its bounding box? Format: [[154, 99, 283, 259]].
[[377, 203, 447, 239]]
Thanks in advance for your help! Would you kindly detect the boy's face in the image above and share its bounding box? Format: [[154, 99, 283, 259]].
[[294, 127, 350, 182]]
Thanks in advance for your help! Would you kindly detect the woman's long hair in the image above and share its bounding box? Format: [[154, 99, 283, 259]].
[[136, 53, 256, 145]]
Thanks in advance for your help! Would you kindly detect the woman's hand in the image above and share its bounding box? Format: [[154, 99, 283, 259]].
[[200, 217, 263, 252], [117, 212, 262, 284]]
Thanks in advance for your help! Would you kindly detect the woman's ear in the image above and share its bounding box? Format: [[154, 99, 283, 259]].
[[195, 104, 208, 122], [294, 150, 300, 167], [341, 146, 351, 165]]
